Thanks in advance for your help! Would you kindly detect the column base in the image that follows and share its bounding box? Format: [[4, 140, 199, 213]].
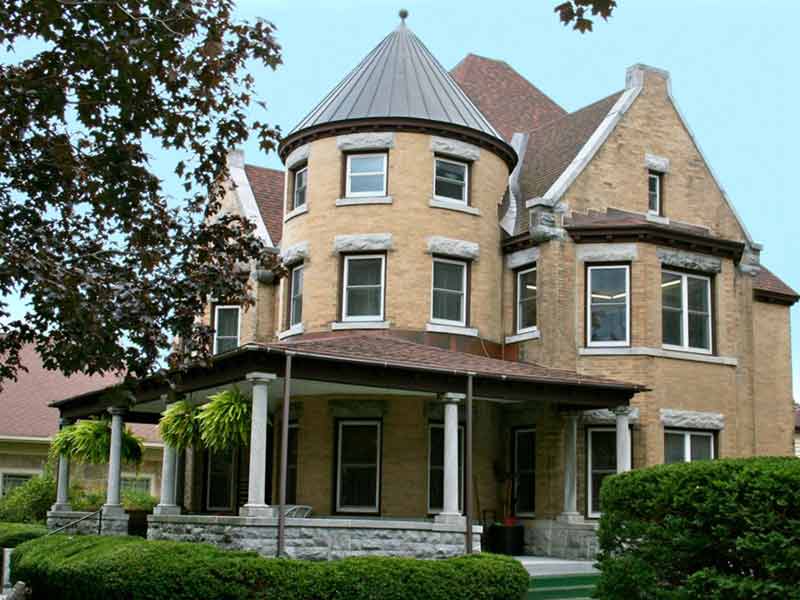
[[153, 504, 182, 516], [239, 504, 275, 518], [556, 512, 585, 524], [50, 503, 73, 512], [434, 513, 466, 526], [100, 504, 129, 536], [102, 503, 127, 518]]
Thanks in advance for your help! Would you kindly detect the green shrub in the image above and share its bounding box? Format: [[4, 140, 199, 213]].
[[0, 474, 56, 523], [595, 457, 800, 600], [0, 522, 47, 547], [120, 489, 157, 512], [69, 487, 105, 512], [11, 534, 529, 600]]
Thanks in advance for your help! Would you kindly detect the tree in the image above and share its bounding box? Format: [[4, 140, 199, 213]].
[[555, 0, 617, 33], [0, 0, 283, 387]]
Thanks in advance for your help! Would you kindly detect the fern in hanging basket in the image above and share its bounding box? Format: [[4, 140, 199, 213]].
[[50, 419, 144, 466], [198, 386, 251, 452], [158, 399, 202, 451]]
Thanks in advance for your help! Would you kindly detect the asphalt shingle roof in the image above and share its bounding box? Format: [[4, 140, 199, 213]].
[[244, 165, 284, 246], [753, 266, 799, 300]]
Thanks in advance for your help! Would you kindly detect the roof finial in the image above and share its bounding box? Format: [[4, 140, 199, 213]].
[[398, 8, 409, 25]]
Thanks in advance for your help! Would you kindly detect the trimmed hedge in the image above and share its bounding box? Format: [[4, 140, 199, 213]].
[[0, 473, 56, 523], [595, 457, 800, 600], [12, 534, 529, 600], [0, 522, 47, 548]]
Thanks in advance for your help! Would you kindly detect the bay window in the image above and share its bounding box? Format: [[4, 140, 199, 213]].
[[587, 265, 630, 346], [346, 153, 387, 198], [661, 271, 712, 353], [336, 420, 381, 513], [213, 306, 240, 354], [516, 266, 537, 333], [342, 255, 385, 321], [431, 258, 467, 326], [433, 157, 468, 204]]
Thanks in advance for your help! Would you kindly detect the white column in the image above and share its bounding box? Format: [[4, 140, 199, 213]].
[[153, 444, 180, 516], [614, 407, 633, 473], [241, 372, 277, 518], [559, 413, 581, 521], [436, 392, 465, 525], [51, 417, 73, 512], [103, 407, 127, 518]]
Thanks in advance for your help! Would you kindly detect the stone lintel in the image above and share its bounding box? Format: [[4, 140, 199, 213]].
[[285, 143, 310, 169], [656, 247, 722, 273], [505, 246, 540, 270], [430, 136, 480, 162], [660, 409, 725, 431], [582, 408, 640, 425], [645, 153, 670, 173], [333, 233, 393, 254], [336, 132, 394, 151], [426, 236, 479, 261], [577, 242, 638, 262], [279, 241, 309, 266]]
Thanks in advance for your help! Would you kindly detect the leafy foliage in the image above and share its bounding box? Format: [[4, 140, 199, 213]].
[[158, 398, 202, 450], [69, 487, 106, 513], [198, 387, 251, 452], [0, 473, 55, 524], [0, 0, 284, 387], [0, 522, 47, 547], [554, 0, 617, 33], [50, 419, 144, 465], [12, 535, 529, 600], [595, 457, 800, 600]]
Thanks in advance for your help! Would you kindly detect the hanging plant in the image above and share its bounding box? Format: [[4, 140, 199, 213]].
[[198, 386, 251, 452], [158, 399, 202, 451], [50, 418, 144, 466]]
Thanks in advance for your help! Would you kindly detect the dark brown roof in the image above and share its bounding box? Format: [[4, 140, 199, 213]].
[[450, 54, 566, 142], [515, 91, 623, 235], [244, 165, 284, 246], [0, 345, 159, 442], [565, 208, 712, 236], [753, 266, 799, 305]]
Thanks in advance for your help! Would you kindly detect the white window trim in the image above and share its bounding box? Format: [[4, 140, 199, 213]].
[[213, 305, 240, 354], [664, 429, 715, 463], [586, 265, 630, 348], [336, 420, 381, 514], [292, 166, 308, 210], [516, 266, 538, 334], [342, 254, 385, 322], [206, 449, 237, 512], [121, 473, 156, 496], [346, 153, 387, 198], [433, 157, 469, 205], [587, 426, 618, 519], [661, 270, 713, 355], [0, 468, 40, 497], [648, 171, 661, 215], [430, 257, 468, 327], [513, 428, 536, 518], [427, 423, 464, 515], [289, 264, 303, 327]]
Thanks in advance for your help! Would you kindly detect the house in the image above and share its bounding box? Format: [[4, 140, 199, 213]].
[[0, 345, 162, 501], [47, 15, 797, 560]]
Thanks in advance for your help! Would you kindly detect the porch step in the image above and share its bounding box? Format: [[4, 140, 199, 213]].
[[527, 574, 600, 600]]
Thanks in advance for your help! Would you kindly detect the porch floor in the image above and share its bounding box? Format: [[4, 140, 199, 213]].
[[514, 556, 598, 577]]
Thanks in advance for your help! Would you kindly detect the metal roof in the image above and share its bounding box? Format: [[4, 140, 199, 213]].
[[287, 21, 503, 141]]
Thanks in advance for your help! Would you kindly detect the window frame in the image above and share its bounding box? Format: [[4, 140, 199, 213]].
[[648, 170, 662, 215], [664, 429, 716, 464], [516, 265, 538, 334], [289, 264, 304, 328], [512, 427, 536, 517], [205, 447, 237, 513], [345, 153, 388, 198], [433, 156, 469, 205], [335, 419, 382, 514], [586, 426, 630, 519], [586, 264, 631, 348], [0, 469, 39, 497], [342, 254, 386, 322], [121, 474, 155, 495], [661, 270, 713, 355], [213, 305, 240, 355], [426, 422, 465, 515], [430, 257, 468, 327], [292, 165, 308, 210]]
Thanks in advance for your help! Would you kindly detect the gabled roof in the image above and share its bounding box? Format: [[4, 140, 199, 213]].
[[753, 266, 799, 305], [450, 54, 566, 142], [244, 165, 284, 246]]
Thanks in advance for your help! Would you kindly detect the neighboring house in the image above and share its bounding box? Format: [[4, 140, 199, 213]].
[[49, 16, 797, 560], [0, 345, 162, 499]]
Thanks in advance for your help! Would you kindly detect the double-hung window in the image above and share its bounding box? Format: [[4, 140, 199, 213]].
[[336, 421, 381, 513], [587, 265, 630, 346], [0, 473, 35, 497], [428, 423, 464, 513], [431, 258, 467, 326], [342, 255, 385, 321], [587, 428, 617, 517], [513, 428, 536, 516], [434, 157, 468, 204], [664, 430, 714, 464], [516, 266, 537, 333], [292, 166, 308, 210], [289, 265, 304, 327], [648, 171, 661, 214], [213, 306, 240, 354], [346, 153, 387, 198], [121, 476, 152, 495], [662, 271, 712, 353]]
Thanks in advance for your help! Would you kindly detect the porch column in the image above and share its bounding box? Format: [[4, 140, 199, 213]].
[[436, 392, 465, 525], [241, 372, 277, 518], [51, 417, 74, 512], [154, 405, 181, 516], [614, 406, 633, 473], [102, 407, 127, 518], [558, 413, 581, 521]]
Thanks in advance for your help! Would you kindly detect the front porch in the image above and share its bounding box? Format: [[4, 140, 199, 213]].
[[48, 333, 643, 560]]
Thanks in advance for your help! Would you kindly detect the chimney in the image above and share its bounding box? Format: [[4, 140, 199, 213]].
[[227, 148, 245, 169]]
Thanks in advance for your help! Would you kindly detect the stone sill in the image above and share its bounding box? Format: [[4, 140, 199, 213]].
[[505, 329, 540, 344], [425, 322, 479, 337], [336, 196, 393, 206], [283, 204, 308, 223], [331, 321, 390, 331], [277, 323, 304, 340], [429, 198, 480, 216], [579, 346, 737, 366]]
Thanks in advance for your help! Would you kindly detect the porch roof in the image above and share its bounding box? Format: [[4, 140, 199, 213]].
[[50, 333, 647, 421]]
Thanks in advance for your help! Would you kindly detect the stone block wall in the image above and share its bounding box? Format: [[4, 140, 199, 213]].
[[525, 519, 599, 560]]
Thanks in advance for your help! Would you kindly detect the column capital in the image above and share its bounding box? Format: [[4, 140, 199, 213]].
[[107, 406, 127, 417], [246, 372, 278, 384], [438, 392, 465, 403], [612, 406, 634, 417]]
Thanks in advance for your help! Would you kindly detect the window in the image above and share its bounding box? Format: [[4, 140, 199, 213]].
[[286, 424, 299, 505], [342, 255, 385, 321], [664, 430, 714, 464], [587, 428, 617, 517], [206, 448, 235, 512], [587, 265, 630, 346], [428, 423, 464, 513], [0, 473, 34, 497], [346, 153, 387, 198], [648, 171, 661, 214], [516, 266, 537, 333], [513, 428, 536, 516], [434, 157, 468, 203], [431, 258, 467, 326], [289, 265, 304, 327], [336, 421, 381, 513], [213, 306, 240, 354], [662, 271, 712, 353], [121, 476, 152, 495], [292, 166, 308, 210]]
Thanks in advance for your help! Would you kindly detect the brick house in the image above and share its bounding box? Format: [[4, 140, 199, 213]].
[[49, 18, 797, 559]]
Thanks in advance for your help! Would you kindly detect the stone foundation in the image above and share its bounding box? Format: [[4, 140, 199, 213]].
[[148, 514, 481, 560], [46, 510, 129, 536], [525, 519, 599, 560]]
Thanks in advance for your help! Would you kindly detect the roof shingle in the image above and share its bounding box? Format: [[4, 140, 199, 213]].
[[753, 266, 799, 302], [244, 165, 284, 246]]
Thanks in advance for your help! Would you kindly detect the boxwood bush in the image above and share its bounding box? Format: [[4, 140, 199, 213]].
[[12, 534, 529, 600], [0, 473, 55, 523], [595, 457, 800, 600], [0, 522, 47, 548]]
